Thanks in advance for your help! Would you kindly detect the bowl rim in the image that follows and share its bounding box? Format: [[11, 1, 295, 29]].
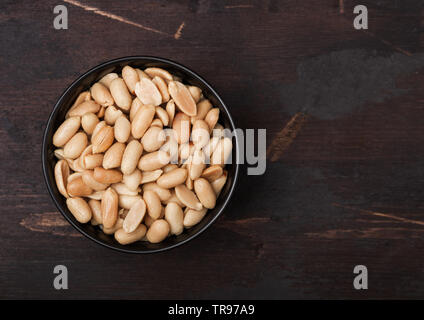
[[42, 56, 240, 253]]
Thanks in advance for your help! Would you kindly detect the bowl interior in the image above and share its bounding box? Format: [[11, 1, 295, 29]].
[[43, 57, 239, 253]]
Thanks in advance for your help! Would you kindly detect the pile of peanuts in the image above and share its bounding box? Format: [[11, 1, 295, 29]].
[[52, 66, 232, 245]]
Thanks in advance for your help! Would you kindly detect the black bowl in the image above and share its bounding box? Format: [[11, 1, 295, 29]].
[[42, 56, 240, 253]]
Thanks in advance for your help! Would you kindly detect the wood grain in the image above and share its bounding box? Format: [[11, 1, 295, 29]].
[[1, 0, 424, 299]]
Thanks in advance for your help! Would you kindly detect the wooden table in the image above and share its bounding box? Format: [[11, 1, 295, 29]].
[[2, 0, 424, 299]]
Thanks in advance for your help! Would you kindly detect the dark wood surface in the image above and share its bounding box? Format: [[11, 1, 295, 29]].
[[1, 0, 424, 299]]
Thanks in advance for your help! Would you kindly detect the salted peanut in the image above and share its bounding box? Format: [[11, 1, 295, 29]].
[[162, 164, 178, 174], [201, 165, 223, 182], [114, 116, 130, 143], [90, 82, 114, 107], [82, 170, 109, 191], [131, 104, 155, 138], [54, 160, 69, 198], [151, 118, 163, 128], [172, 112, 191, 144], [152, 76, 170, 103], [53, 116, 81, 147], [122, 169, 142, 191], [97, 106, 105, 118], [143, 190, 162, 219], [183, 207, 207, 228], [63, 132, 87, 159], [135, 78, 162, 106], [130, 97, 143, 122], [111, 183, 139, 196], [211, 171, 227, 195], [121, 140, 143, 175], [165, 202, 184, 235], [81, 112, 99, 135], [83, 154, 103, 169], [93, 167, 123, 184], [157, 168, 187, 189], [186, 175, 193, 190], [66, 91, 91, 118], [144, 214, 154, 228], [142, 182, 171, 202], [144, 67, 173, 81], [166, 99, 175, 126], [141, 126, 165, 152], [192, 120, 210, 149], [138, 150, 170, 171], [88, 199, 102, 225], [66, 197, 92, 223], [175, 184, 203, 210], [67, 172, 82, 184], [179, 142, 195, 161], [161, 133, 179, 163], [54, 148, 65, 159], [103, 142, 125, 169], [91, 120, 106, 138], [212, 123, 225, 137], [194, 178, 216, 209], [188, 86, 202, 103], [119, 208, 128, 219], [123, 198, 146, 233], [115, 224, 147, 245], [122, 65, 139, 94], [140, 169, 163, 184], [103, 218, 123, 235], [163, 190, 185, 207], [190, 149, 206, 180], [168, 81, 197, 116], [101, 187, 119, 228], [211, 137, 233, 166], [146, 219, 170, 243], [68, 100, 101, 117], [91, 125, 114, 154], [110, 78, 132, 111], [155, 106, 169, 126], [67, 177, 93, 197], [118, 195, 142, 209], [104, 105, 123, 125], [191, 99, 212, 124], [135, 68, 151, 80], [203, 136, 220, 158], [87, 190, 104, 200], [204, 108, 219, 131], [99, 72, 119, 89]]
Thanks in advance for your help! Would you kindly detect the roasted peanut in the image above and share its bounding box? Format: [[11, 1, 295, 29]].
[[157, 168, 187, 189], [175, 184, 203, 210], [81, 112, 99, 135], [114, 115, 131, 143], [91, 125, 114, 154], [101, 187, 119, 228], [91, 82, 114, 107], [53, 116, 81, 147], [194, 178, 216, 209], [121, 140, 143, 175], [103, 142, 125, 169], [172, 112, 191, 144], [141, 126, 165, 152], [68, 100, 101, 117], [135, 77, 162, 106], [168, 81, 197, 116], [122, 169, 142, 191], [146, 219, 170, 243], [88, 199, 102, 225], [64, 132, 87, 159], [165, 202, 184, 235], [131, 104, 155, 138], [66, 197, 92, 223], [110, 78, 132, 110], [54, 160, 70, 198], [115, 224, 147, 245], [122, 65, 139, 94], [123, 198, 146, 233], [67, 177, 93, 197], [183, 207, 207, 228], [93, 167, 123, 184], [143, 190, 162, 219]]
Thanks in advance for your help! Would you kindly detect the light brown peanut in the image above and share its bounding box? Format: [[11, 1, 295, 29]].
[[168, 81, 197, 116], [53, 116, 81, 147], [121, 140, 143, 175], [110, 77, 132, 110], [91, 82, 114, 106], [93, 167, 123, 184], [157, 168, 187, 189], [103, 142, 125, 169], [175, 184, 203, 210], [165, 202, 184, 235], [146, 219, 170, 243], [115, 224, 147, 245], [54, 160, 70, 198], [66, 197, 92, 223], [101, 187, 119, 228], [131, 104, 155, 138], [123, 198, 146, 233]]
